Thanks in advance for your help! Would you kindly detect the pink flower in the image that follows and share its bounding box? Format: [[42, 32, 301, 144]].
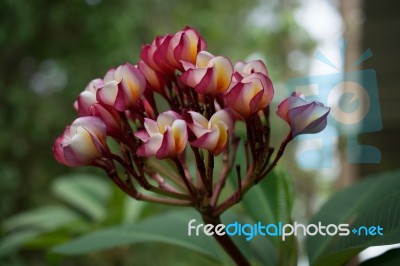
[[234, 60, 269, 77], [140, 26, 206, 75], [186, 110, 233, 155], [180, 51, 233, 95], [96, 63, 146, 111], [277, 92, 330, 137], [53, 117, 107, 167], [224, 73, 274, 119], [135, 111, 187, 159]]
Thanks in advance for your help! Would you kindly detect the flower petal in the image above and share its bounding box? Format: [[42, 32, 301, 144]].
[[137, 133, 163, 157]]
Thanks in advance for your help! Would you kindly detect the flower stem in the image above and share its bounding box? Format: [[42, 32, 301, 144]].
[[201, 214, 250, 266]]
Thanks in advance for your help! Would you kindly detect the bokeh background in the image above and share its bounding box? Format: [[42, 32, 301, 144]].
[[1, 0, 399, 265]]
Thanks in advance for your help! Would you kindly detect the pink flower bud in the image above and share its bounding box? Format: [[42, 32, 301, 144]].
[[277, 92, 330, 137], [186, 110, 233, 155], [138, 60, 167, 95], [96, 63, 146, 111], [180, 51, 233, 95], [135, 111, 187, 159], [140, 26, 206, 75], [224, 73, 274, 119], [53, 117, 107, 167]]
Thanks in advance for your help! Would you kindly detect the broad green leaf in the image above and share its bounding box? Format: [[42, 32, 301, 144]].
[[307, 170, 400, 266], [0, 230, 41, 257], [51, 174, 111, 221], [2, 205, 80, 232], [52, 210, 223, 261], [0, 205, 81, 257]]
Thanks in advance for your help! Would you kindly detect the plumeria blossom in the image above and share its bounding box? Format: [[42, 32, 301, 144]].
[[75, 78, 104, 116], [180, 51, 233, 95], [225, 72, 274, 119], [186, 110, 233, 155], [141, 26, 206, 75], [54, 28, 332, 266], [277, 92, 330, 137], [53, 117, 107, 167], [135, 111, 187, 159], [96, 63, 146, 111], [234, 60, 269, 77]]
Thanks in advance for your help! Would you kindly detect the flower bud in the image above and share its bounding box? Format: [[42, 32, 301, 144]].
[[277, 92, 330, 137], [224, 73, 274, 119], [180, 51, 233, 95], [96, 63, 146, 111], [53, 117, 107, 167], [186, 110, 233, 155], [75, 78, 104, 116], [140, 27, 206, 75], [135, 111, 187, 159]]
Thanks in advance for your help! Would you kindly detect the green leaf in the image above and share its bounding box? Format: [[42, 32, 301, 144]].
[[51, 174, 111, 221], [2, 205, 80, 232], [307, 170, 400, 266], [360, 248, 400, 266], [52, 210, 222, 262], [240, 168, 295, 265], [0, 205, 81, 257], [0, 230, 41, 257], [241, 168, 294, 229]]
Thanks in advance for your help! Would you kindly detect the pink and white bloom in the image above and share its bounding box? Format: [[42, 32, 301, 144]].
[[53, 117, 107, 167], [96, 63, 146, 111], [277, 92, 330, 137], [224, 73, 274, 119], [135, 111, 187, 159], [180, 51, 233, 95], [186, 110, 233, 155], [75, 78, 104, 116], [234, 60, 269, 77], [140, 27, 206, 75]]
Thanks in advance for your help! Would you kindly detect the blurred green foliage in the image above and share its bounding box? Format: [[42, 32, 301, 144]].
[[0, 0, 314, 264]]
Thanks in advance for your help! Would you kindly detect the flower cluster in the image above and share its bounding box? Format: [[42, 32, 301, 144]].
[[53, 26, 330, 215]]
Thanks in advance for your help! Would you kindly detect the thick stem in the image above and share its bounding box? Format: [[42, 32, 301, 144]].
[[201, 214, 250, 266]]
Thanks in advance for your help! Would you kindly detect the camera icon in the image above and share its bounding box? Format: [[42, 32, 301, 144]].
[[286, 48, 382, 168]]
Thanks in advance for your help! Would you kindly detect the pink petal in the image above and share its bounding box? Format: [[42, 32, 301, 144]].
[[134, 130, 150, 141], [180, 68, 208, 89], [196, 51, 214, 68], [144, 118, 160, 136], [171, 119, 188, 154], [70, 117, 107, 142], [156, 127, 175, 159], [103, 69, 116, 83], [137, 133, 163, 157], [96, 81, 119, 107]]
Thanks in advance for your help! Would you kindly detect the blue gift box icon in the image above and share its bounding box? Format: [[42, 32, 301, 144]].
[[286, 46, 382, 168]]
